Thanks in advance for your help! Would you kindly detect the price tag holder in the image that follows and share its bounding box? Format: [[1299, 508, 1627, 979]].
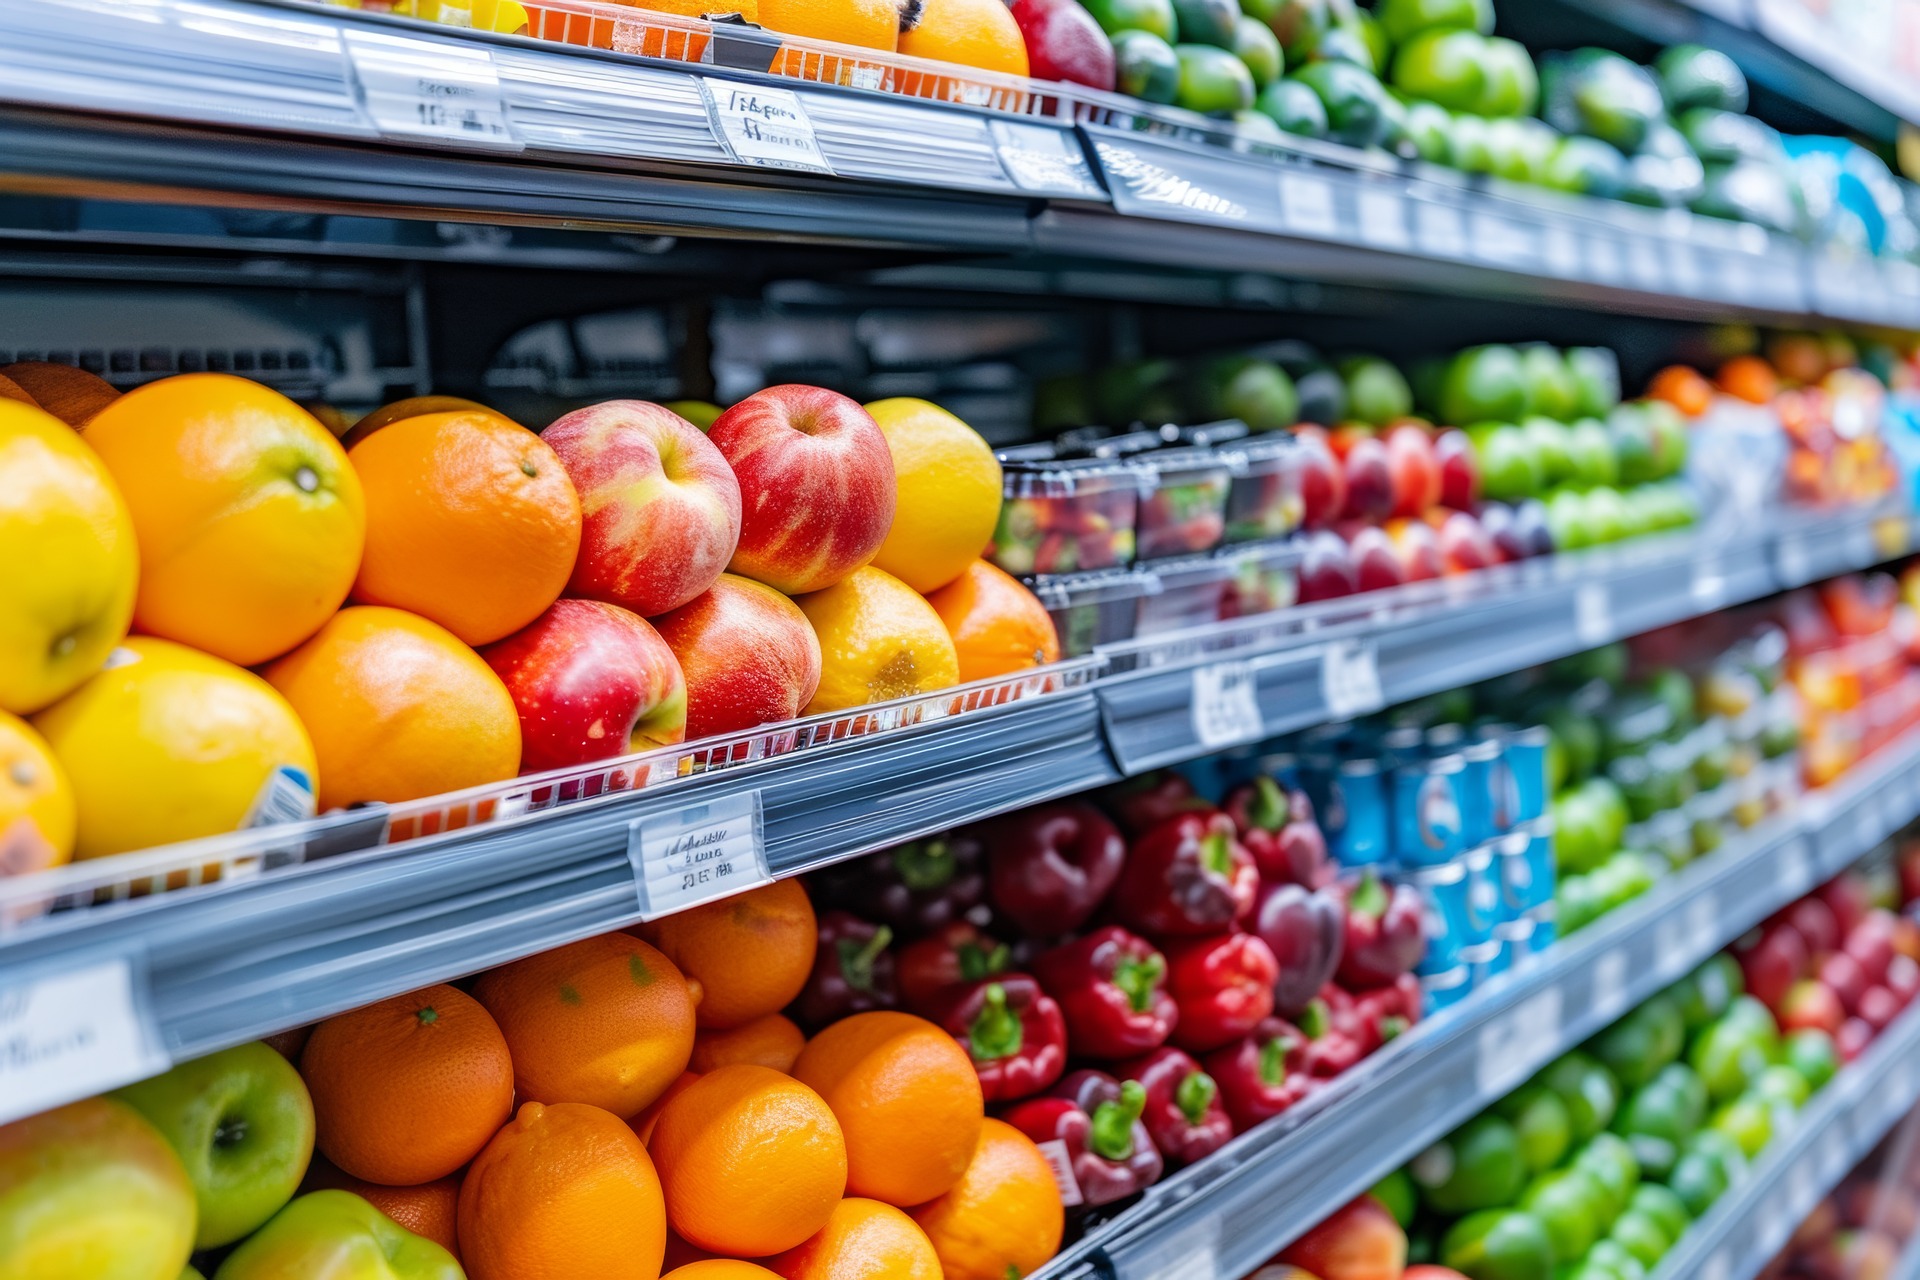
[[1415, 201, 1467, 258], [1192, 660, 1264, 751], [1574, 582, 1611, 647], [1280, 171, 1339, 239], [1777, 534, 1811, 586], [1321, 638, 1385, 722], [1541, 224, 1582, 277], [1475, 986, 1564, 1096], [1586, 236, 1624, 283], [1357, 188, 1409, 249], [629, 790, 772, 919], [1691, 562, 1725, 611], [698, 80, 833, 174], [0, 952, 169, 1125], [1034, 1139, 1085, 1207], [346, 30, 519, 149], [1589, 949, 1630, 1021]]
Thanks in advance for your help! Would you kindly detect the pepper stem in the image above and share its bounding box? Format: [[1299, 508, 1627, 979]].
[[968, 984, 1023, 1062], [1176, 1071, 1218, 1125], [1251, 776, 1289, 832], [1380, 1016, 1408, 1043], [1112, 950, 1166, 1014], [893, 839, 955, 892], [1257, 1033, 1296, 1086], [1089, 1080, 1146, 1161], [958, 939, 1011, 982], [837, 926, 894, 994], [1201, 830, 1235, 877], [1299, 999, 1330, 1040], [1350, 870, 1389, 920]]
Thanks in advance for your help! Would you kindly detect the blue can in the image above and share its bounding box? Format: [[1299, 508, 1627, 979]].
[[1421, 966, 1472, 1015], [1306, 757, 1389, 869], [1494, 919, 1536, 974], [1391, 753, 1467, 868], [1505, 725, 1550, 824], [1380, 726, 1427, 768], [1424, 722, 1467, 755], [1524, 902, 1558, 956], [1459, 739, 1503, 846], [1406, 860, 1469, 974], [1495, 824, 1555, 916], [1461, 845, 1503, 942], [1463, 938, 1511, 988]]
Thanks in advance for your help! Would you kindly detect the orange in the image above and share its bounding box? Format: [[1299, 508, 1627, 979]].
[[34, 637, 317, 860], [864, 399, 1002, 595], [85, 374, 365, 667], [349, 411, 580, 647], [691, 1013, 807, 1074], [897, 0, 1027, 75], [767, 1198, 942, 1280], [300, 984, 514, 1186], [0, 362, 118, 428], [629, 1071, 700, 1147], [0, 399, 137, 715], [304, 1157, 462, 1259], [637, 879, 817, 1031], [458, 1101, 666, 1280], [667, 1264, 781, 1280], [1647, 365, 1713, 418], [472, 931, 697, 1118], [758, 0, 897, 51], [791, 1011, 982, 1208], [0, 710, 75, 876], [909, 1118, 1063, 1280], [0, 1096, 197, 1280], [263, 606, 520, 811], [341, 396, 496, 450], [1719, 355, 1780, 405], [926, 560, 1061, 684], [649, 1065, 847, 1257], [1767, 332, 1829, 386], [796, 567, 960, 714]]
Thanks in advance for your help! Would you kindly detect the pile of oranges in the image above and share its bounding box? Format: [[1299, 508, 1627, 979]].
[[0, 365, 1060, 876], [2, 877, 1066, 1280]]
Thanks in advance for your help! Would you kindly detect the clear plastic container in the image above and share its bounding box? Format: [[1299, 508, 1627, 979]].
[[989, 446, 1144, 576], [1221, 538, 1301, 619], [1027, 568, 1160, 657], [1129, 442, 1233, 561], [1222, 432, 1307, 543], [1135, 554, 1234, 637]]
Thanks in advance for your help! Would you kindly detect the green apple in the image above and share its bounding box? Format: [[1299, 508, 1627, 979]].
[[1468, 422, 1542, 502], [0, 1096, 197, 1280], [1521, 416, 1575, 486], [212, 1191, 462, 1280], [1545, 488, 1593, 551], [117, 1042, 316, 1249], [184, 1269, 207, 1280], [662, 400, 723, 432], [1709, 1095, 1774, 1159], [1583, 485, 1630, 544]]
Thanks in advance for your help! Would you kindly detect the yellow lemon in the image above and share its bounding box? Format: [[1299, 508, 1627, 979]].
[[864, 399, 1002, 595], [797, 567, 959, 713], [32, 638, 318, 860], [0, 710, 76, 876], [0, 400, 138, 715]]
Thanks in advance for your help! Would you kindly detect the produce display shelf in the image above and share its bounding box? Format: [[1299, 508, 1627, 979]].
[[5, 0, 1920, 328], [1037, 721, 1920, 1280], [1654, 981, 1920, 1280]]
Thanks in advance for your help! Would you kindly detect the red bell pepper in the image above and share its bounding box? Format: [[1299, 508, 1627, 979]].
[[1032, 926, 1177, 1060], [864, 830, 987, 935], [1297, 988, 1365, 1079], [1334, 871, 1427, 988], [1099, 770, 1215, 837], [1224, 776, 1331, 888], [1117, 1046, 1234, 1168], [897, 921, 1012, 1014], [1002, 1070, 1164, 1206], [792, 911, 897, 1028], [1250, 880, 1347, 1019], [1110, 811, 1259, 937], [1163, 931, 1279, 1054], [1203, 1018, 1319, 1132], [1352, 971, 1424, 1050], [936, 974, 1068, 1103], [982, 800, 1127, 938]]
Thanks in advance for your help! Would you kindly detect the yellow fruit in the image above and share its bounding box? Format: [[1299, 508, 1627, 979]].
[[0, 710, 75, 876], [33, 638, 317, 860], [0, 400, 137, 715], [796, 567, 959, 714], [897, 0, 1030, 76], [865, 399, 1002, 595]]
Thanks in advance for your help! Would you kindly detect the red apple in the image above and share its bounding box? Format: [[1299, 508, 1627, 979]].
[[544, 400, 743, 617], [1819, 875, 1872, 938], [1384, 424, 1441, 518], [1844, 910, 1900, 984], [1435, 428, 1480, 511], [1384, 518, 1443, 582], [1739, 922, 1810, 1011], [1297, 530, 1358, 602], [1435, 510, 1497, 574], [1782, 897, 1841, 956], [708, 386, 896, 596], [1276, 1196, 1407, 1279], [1839, 1017, 1875, 1061], [1892, 914, 1920, 964], [653, 573, 823, 741], [1897, 840, 1920, 905], [1779, 979, 1845, 1036], [1819, 950, 1869, 1014], [1858, 984, 1900, 1032], [482, 598, 688, 773], [1348, 526, 1405, 594], [1295, 426, 1347, 530], [1888, 953, 1920, 1007], [1010, 0, 1115, 89], [1335, 429, 1394, 523]]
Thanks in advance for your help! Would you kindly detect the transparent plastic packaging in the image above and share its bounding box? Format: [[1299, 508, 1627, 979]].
[[990, 447, 1145, 576], [1028, 568, 1160, 657]]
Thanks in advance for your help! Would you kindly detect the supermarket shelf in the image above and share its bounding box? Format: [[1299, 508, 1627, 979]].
[[5, 1, 1920, 327], [1655, 991, 1920, 1280], [1051, 726, 1920, 1280]]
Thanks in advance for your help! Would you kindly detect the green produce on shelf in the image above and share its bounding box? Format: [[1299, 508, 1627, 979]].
[[1340, 355, 1414, 426], [1440, 345, 1529, 425], [1412, 1114, 1528, 1215], [1232, 16, 1284, 87], [1172, 0, 1239, 46], [1782, 1026, 1839, 1090], [1585, 1237, 1652, 1280], [1674, 955, 1744, 1033], [1441, 1207, 1557, 1280], [1391, 27, 1489, 113], [1495, 1084, 1573, 1173], [1607, 1205, 1674, 1268], [1519, 345, 1580, 422], [1540, 136, 1630, 200], [1655, 43, 1749, 115], [1176, 43, 1258, 113], [1521, 418, 1575, 488], [1478, 37, 1540, 118], [1630, 1182, 1692, 1242], [1686, 996, 1781, 1102], [1590, 995, 1686, 1092], [1083, 0, 1177, 40], [1542, 49, 1664, 154], [1518, 1168, 1606, 1260], [1374, 0, 1492, 45], [1292, 58, 1391, 146], [1114, 30, 1183, 102], [1256, 78, 1330, 135], [1677, 107, 1781, 167], [1400, 97, 1452, 161]]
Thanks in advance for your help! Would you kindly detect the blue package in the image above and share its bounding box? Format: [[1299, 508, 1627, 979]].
[[1461, 844, 1503, 942], [1407, 859, 1470, 974], [1421, 965, 1473, 1015], [1391, 753, 1467, 867], [1305, 756, 1389, 869]]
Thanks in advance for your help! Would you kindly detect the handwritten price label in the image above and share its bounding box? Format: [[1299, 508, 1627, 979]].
[[1475, 987, 1564, 1096], [1192, 661, 1264, 750], [1280, 172, 1338, 238], [0, 954, 167, 1125], [629, 790, 771, 919], [699, 80, 832, 173], [1574, 582, 1611, 647], [346, 30, 518, 148]]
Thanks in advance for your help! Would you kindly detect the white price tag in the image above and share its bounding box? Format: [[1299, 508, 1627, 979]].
[[1320, 639, 1384, 721], [1542, 225, 1582, 277], [1777, 535, 1811, 585], [1666, 242, 1703, 293], [1471, 213, 1530, 266], [1779, 841, 1815, 895], [1357, 188, 1409, 249], [346, 30, 518, 148], [629, 790, 772, 918], [1629, 242, 1664, 289], [699, 80, 832, 174], [1574, 582, 1611, 647], [0, 955, 167, 1124], [1587, 236, 1624, 282], [1152, 1223, 1221, 1280], [1415, 202, 1467, 258], [1691, 563, 1725, 610], [1699, 1250, 1732, 1280], [1280, 172, 1338, 238], [1590, 949, 1630, 1021], [1034, 1139, 1084, 1207], [1475, 987, 1564, 1095], [988, 121, 1100, 197], [1192, 661, 1264, 750]]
